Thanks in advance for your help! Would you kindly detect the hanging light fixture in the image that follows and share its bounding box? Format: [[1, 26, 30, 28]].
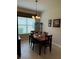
[[32, 0, 40, 20]]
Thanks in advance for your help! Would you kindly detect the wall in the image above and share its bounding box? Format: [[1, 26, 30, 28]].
[[41, 0, 61, 47]]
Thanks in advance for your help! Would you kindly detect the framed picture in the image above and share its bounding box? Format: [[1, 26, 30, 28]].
[[48, 19, 52, 27], [53, 19, 61, 27]]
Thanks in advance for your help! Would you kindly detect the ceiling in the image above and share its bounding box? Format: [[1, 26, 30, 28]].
[[17, 0, 50, 12]]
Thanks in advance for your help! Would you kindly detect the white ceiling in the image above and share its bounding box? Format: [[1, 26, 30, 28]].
[[17, 0, 50, 12]]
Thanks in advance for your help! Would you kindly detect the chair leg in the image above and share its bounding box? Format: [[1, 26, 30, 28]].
[[30, 42, 32, 47], [29, 39, 32, 47], [44, 46, 46, 54], [49, 44, 52, 52], [39, 44, 42, 55], [29, 39, 30, 45], [32, 43, 34, 50]]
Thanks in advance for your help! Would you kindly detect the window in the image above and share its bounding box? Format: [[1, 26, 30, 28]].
[[18, 16, 35, 34]]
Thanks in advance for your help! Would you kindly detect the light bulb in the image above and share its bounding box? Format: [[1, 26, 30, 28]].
[[32, 16, 35, 19], [36, 16, 40, 19]]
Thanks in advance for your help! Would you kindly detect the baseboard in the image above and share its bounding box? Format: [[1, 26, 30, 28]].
[[52, 42, 61, 48]]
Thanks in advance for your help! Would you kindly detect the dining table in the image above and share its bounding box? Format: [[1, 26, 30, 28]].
[[32, 33, 49, 55], [33, 33, 48, 41]]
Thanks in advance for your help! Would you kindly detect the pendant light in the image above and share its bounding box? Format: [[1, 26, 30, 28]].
[[32, 0, 40, 20]]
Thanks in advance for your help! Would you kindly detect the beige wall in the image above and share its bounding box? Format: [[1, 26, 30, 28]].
[[41, 0, 61, 47]]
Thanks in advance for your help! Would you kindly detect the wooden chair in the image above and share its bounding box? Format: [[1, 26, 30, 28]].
[[29, 33, 39, 50], [44, 35, 52, 53], [38, 35, 52, 55]]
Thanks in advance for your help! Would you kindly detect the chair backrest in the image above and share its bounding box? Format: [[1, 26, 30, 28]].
[[44, 32, 48, 36], [48, 35, 52, 44]]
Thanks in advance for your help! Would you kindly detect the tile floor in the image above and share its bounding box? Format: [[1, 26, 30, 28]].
[[21, 40, 61, 59]]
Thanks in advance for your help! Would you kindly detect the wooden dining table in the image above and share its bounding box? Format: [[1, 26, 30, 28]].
[[29, 31, 52, 55], [32, 33, 49, 55], [33, 33, 48, 41]]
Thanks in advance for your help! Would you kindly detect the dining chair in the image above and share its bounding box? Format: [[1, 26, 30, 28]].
[[38, 35, 52, 55], [44, 35, 52, 53], [29, 33, 39, 50], [29, 31, 35, 46]]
